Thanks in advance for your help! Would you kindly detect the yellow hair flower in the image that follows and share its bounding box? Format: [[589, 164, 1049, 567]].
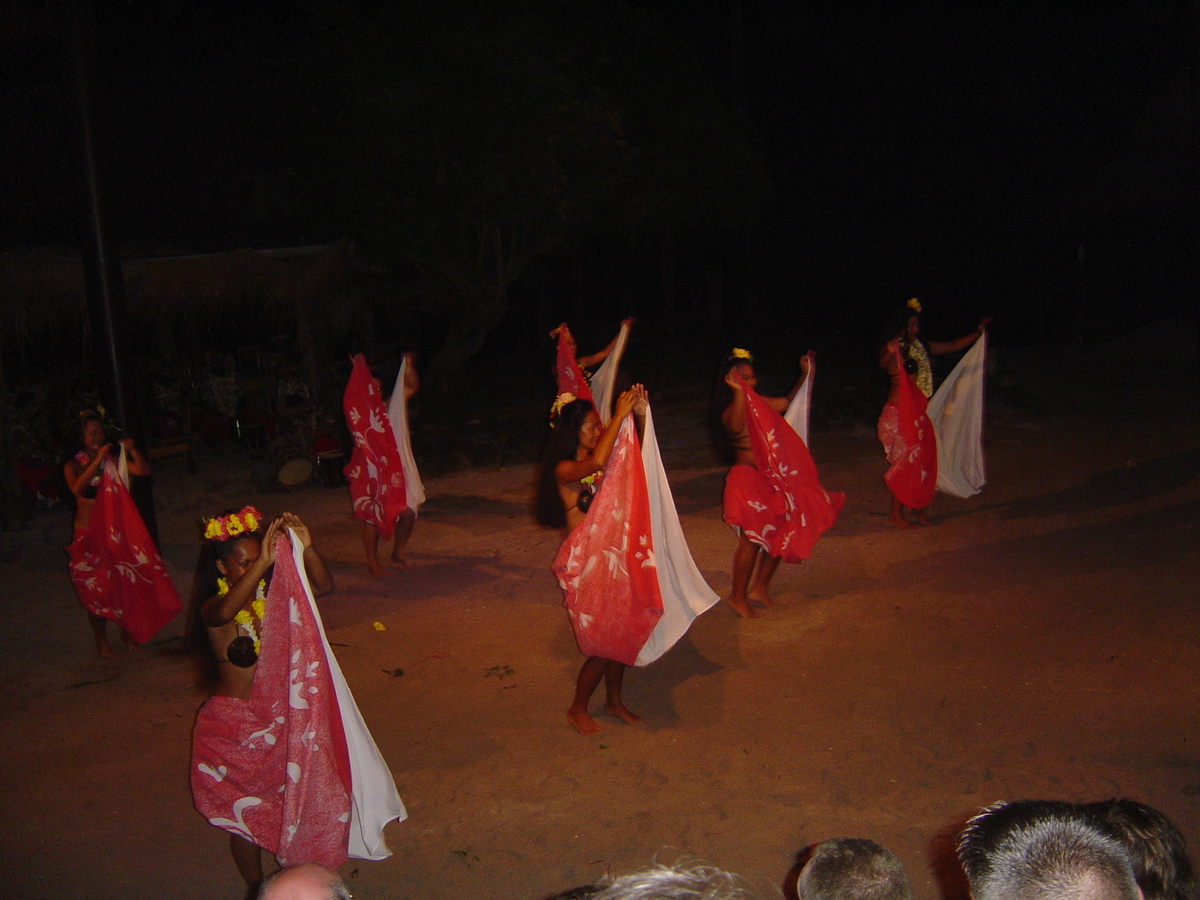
[[731, 348, 752, 360], [204, 519, 223, 540], [226, 516, 244, 537], [550, 392, 577, 418], [907, 298, 922, 313]]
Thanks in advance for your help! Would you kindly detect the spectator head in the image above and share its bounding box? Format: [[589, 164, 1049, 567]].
[[958, 800, 1140, 900], [1086, 799, 1199, 900], [582, 861, 759, 900], [796, 838, 915, 900], [258, 863, 351, 900]]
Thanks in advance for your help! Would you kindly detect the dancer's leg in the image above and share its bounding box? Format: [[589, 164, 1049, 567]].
[[390, 508, 416, 567], [567, 656, 608, 734], [888, 495, 912, 529], [747, 554, 782, 606], [230, 833, 263, 896], [361, 522, 385, 577], [725, 531, 761, 618], [88, 612, 114, 658], [603, 660, 640, 724]]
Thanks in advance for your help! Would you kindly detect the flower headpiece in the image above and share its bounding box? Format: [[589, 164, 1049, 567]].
[[730, 348, 753, 361], [203, 506, 262, 541], [907, 298, 922, 314], [550, 392, 577, 419]]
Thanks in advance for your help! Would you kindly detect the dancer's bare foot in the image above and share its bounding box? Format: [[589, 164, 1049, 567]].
[[915, 509, 932, 525], [567, 708, 601, 735], [725, 596, 760, 618], [96, 640, 115, 659], [888, 513, 913, 529], [605, 702, 641, 724], [389, 555, 411, 570], [747, 590, 773, 607], [367, 562, 387, 578]]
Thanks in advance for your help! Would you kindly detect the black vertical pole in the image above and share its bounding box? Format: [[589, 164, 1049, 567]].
[[64, 1, 159, 543]]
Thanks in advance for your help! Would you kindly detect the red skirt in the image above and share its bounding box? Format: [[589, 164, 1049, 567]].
[[722, 464, 787, 554]]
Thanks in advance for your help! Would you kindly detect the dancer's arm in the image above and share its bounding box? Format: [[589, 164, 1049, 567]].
[[722, 369, 749, 435], [119, 438, 151, 477], [280, 513, 334, 597], [201, 518, 283, 626], [577, 318, 634, 369], [928, 317, 991, 355], [880, 338, 901, 376], [65, 444, 111, 496], [555, 387, 643, 484], [775, 352, 814, 411]]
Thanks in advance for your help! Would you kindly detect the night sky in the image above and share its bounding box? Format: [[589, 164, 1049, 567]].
[[0, 1, 1194, 378]]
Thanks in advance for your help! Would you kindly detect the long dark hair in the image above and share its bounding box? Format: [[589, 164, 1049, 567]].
[[535, 399, 593, 528]]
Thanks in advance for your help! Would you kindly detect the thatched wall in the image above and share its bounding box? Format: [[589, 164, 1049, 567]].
[[0, 239, 353, 352]]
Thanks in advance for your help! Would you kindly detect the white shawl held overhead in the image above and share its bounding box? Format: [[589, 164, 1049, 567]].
[[589, 320, 631, 426], [386, 357, 425, 512], [782, 357, 815, 448], [927, 331, 987, 498]]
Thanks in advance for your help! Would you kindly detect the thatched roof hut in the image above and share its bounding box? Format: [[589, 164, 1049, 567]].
[[0, 238, 354, 359]]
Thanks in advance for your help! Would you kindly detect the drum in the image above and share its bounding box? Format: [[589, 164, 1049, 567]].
[[311, 433, 345, 488], [268, 436, 313, 487]]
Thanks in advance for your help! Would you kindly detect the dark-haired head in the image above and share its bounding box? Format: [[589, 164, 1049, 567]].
[[1086, 799, 1200, 900], [535, 399, 596, 528]]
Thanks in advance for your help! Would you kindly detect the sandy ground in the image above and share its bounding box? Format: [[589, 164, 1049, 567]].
[[0, 349, 1197, 900]]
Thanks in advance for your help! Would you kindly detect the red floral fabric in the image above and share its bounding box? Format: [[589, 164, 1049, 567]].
[[552, 416, 663, 666], [343, 354, 408, 540], [555, 332, 596, 408], [880, 346, 937, 509], [66, 463, 181, 644], [726, 376, 844, 562], [191, 533, 354, 868], [722, 464, 786, 552]]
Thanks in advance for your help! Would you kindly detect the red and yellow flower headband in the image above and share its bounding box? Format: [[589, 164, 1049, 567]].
[[203, 506, 262, 541]]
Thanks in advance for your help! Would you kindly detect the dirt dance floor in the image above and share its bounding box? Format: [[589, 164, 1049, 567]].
[[1, 343, 1197, 900]]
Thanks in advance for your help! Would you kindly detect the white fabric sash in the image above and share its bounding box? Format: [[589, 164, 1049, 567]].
[[590, 321, 631, 426], [782, 359, 814, 448], [288, 531, 407, 859], [635, 405, 721, 666], [387, 357, 425, 512], [927, 332, 987, 497]]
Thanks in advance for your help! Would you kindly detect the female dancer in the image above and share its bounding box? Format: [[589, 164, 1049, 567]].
[[64, 412, 151, 656], [192, 508, 334, 892], [536, 386, 646, 734], [718, 349, 812, 617], [879, 299, 989, 527], [549, 319, 634, 372]]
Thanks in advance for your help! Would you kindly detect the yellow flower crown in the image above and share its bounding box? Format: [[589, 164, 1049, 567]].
[[550, 392, 577, 419], [730, 348, 753, 361], [907, 298, 922, 313], [203, 506, 262, 541]]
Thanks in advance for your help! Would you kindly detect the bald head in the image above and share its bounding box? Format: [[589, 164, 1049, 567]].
[[258, 863, 350, 900]]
